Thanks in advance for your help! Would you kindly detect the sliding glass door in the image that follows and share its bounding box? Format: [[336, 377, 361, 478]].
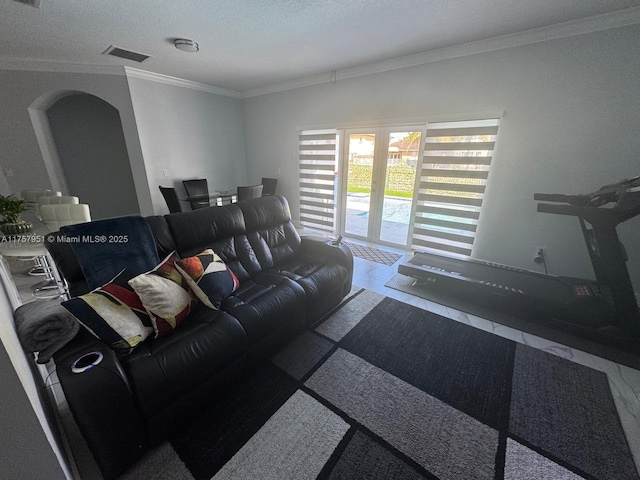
[[340, 127, 422, 248], [301, 117, 500, 257], [343, 132, 376, 239]]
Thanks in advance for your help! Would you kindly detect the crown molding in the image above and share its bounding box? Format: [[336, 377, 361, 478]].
[[241, 6, 640, 98], [123, 67, 241, 98], [0, 59, 241, 98], [0, 57, 241, 98], [0, 58, 125, 76]]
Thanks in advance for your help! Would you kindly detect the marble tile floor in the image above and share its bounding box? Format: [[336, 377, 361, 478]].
[[350, 245, 640, 475], [5, 241, 640, 476]]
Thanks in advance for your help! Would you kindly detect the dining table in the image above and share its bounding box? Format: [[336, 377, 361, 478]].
[[182, 190, 237, 206]]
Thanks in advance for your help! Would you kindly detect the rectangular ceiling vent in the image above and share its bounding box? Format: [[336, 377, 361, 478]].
[[102, 45, 151, 63], [12, 0, 42, 7]]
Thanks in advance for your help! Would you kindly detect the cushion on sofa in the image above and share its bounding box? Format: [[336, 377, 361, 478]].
[[175, 249, 240, 309], [121, 304, 249, 420], [237, 197, 349, 322], [222, 273, 306, 346], [62, 269, 155, 356], [128, 252, 196, 337], [271, 253, 348, 321]]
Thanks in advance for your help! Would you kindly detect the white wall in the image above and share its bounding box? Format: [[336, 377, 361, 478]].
[[126, 76, 247, 214], [242, 25, 640, 287]]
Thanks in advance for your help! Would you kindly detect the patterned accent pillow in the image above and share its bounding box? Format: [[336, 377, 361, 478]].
[[62, 270, 154, 356], [128, 251, 198, 337], [175, 249, 240, 310]]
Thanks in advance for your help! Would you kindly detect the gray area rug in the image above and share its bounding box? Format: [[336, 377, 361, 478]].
[[119, 289, 639, 480]]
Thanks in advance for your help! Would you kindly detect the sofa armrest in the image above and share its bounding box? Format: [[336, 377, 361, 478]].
[[300, 236, 354, 296], [53, 329, 148, 479]]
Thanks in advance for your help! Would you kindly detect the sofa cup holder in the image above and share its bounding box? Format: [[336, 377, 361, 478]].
[[71, 351, 104, 374]]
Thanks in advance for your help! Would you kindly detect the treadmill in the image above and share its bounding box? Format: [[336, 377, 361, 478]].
[[398, 176, 640, 346]]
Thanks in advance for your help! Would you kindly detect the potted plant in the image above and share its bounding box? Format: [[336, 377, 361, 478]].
[[0, 194, 31, 235]]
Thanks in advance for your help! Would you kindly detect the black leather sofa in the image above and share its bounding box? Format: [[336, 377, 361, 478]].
[[45, 195, 353, 479]]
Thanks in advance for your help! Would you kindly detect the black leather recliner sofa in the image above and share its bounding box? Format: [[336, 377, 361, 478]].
[[45, 195, 353, 479]]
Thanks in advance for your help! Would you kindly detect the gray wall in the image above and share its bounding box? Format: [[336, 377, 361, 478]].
[[0, 284, 68, 479], [0, 167, 10, 196], [127, 76, 247, 214], [0, 69, 154, 215], [47, 93, 139, 219], [242, 25, 640, 288], [0, 342, 66, 479], [0, 69, 247, 218], [0, 343, 66, 480]]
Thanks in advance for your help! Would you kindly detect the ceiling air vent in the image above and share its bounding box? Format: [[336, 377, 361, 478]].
[[102, 45, 151, 63], [12, 0, 42, 7]]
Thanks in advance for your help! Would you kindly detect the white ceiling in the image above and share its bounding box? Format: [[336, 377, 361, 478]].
[[1, 0, 640, 95]]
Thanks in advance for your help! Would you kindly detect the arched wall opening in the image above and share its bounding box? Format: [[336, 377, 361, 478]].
[[29, 90, 140, 219]]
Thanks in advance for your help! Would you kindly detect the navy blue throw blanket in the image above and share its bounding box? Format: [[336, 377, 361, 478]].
[[61, 216, 160, 290]]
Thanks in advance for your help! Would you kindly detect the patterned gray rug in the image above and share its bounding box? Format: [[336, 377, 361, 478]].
[[119, 289, 639, 480]]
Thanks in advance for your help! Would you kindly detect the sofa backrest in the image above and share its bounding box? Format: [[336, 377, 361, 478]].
[[162, 201, 256, 282], [145, 215, 177, 259], [45, 232, 91, 297], [163, 195, 300, 282], [237, 195, 301, 270], [46, 217, 173, 297], [46, 196, 301, 295]]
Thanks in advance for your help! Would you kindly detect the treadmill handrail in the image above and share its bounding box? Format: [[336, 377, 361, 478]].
[[536, 203, 581, 216], [533, 193, 590, 205]]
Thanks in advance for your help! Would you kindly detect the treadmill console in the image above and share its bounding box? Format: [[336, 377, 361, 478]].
[[572, 283, 602, 298]]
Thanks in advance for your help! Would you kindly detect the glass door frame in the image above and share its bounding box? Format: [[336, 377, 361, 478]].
[[337, 124, 426, 249]]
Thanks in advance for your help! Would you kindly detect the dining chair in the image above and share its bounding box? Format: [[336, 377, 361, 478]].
[[261, 178, 278, 196], [37, 196, 80, 216], [159, 186, 183, 213], [40, 204, 92, 230], [183, 179, 210, 210], [21, 189, 62, 203], [237, 184, 264, 201], [22, 189, 62, 212]]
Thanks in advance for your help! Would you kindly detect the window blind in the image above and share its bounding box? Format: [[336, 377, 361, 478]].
[[411, 118, 500, 257], [298, 129, 338, 232]]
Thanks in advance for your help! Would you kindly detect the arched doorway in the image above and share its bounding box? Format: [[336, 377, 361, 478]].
[[42, 93, 139, 219]]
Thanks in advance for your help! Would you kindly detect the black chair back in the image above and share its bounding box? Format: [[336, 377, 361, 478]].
[[237, 184, 264, 201], [183, 179, 210, 210], [261, 177, 278, 196], [159, 186, 183, 213]]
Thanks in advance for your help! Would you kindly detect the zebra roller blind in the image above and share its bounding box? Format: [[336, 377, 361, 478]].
[[298, 129, 338, 232], [411, 118, 500, 257]]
